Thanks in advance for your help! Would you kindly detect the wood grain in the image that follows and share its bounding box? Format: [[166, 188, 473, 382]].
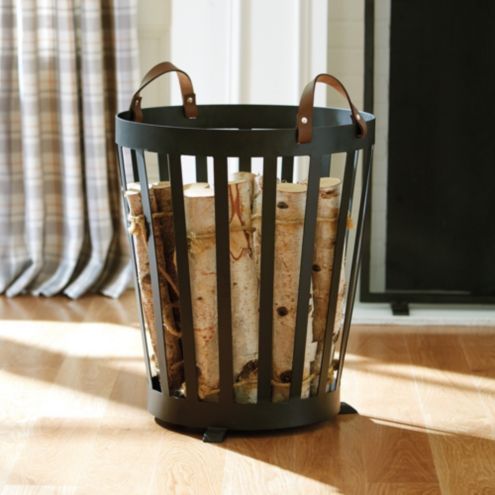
[[405, 330, 495, 495], [0, 295, 494, 494]]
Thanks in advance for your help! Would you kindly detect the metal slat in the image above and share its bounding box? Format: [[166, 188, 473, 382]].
[[290, 155, 321, 398], [131, 149, 139, 182], [213, 156, 234, 403], [281, 156, 294, 182], [360, 148, 374, 303], [135, 149, 170, 394], [256, 156, 278, 402], [158, 153, 169, 181], [317, 150, 359, 395], [117, 146, 153, 386], [335, 145, 373, 389], [320, 155, 331, 177], [168, 153, 199, 402], [364, 0, 375, 113], [239, 155, 251, 172], [342, 152, 360, 258], [195, 155, 208, 182]]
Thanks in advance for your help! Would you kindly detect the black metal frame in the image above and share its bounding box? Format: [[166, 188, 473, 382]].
[[360, 0, 495, 306], [116, 103, 375, 435]]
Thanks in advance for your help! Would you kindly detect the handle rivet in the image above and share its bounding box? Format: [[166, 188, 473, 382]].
[[186, 96, 194, 104], [301, 116, 308, 124]]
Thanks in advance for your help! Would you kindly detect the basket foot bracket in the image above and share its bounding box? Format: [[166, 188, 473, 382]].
[[202, 427, 227, 443], [391, 301, 410, 316], [339, 402, 358, 415]]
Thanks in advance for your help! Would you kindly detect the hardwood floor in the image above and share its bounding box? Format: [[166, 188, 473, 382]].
[[0, 293, 494, 494]]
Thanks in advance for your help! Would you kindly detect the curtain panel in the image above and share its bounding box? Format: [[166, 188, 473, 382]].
[[0, 0, 139, 298]]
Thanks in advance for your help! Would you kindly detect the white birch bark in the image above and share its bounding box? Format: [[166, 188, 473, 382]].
[[270, 183, 317, 401], [150, 182, 184, 391], [126, 183, 183, 391], [228, 178, 259, 403], [183, 183, 218, 400], [183, 179, 259, 402]]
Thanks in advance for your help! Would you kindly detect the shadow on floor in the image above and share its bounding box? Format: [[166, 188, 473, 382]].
[[0, 334, 147, 411], [211, 413, 495, 492], [1, 323, 495, 491]]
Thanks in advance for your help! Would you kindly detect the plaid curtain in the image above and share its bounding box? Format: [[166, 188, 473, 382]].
[[0, 0, 139, 298]]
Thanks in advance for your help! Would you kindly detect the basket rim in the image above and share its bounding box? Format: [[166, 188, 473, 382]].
[[115, 104, 375, 156], [116, 103, 375, 132]]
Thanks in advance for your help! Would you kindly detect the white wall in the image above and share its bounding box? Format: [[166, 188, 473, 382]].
[[168, 0, 329, 107], [137, 1, 171, 108], [138, 1, 337, 109], [327, 2, 364, 108]]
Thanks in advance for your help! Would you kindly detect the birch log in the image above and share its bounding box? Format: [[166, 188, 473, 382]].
[[151, 182, 184, 391], [126, 184, 183, 391], [183, 183, 218, 400], [311, 177, 346, 393], [183, 179, 259, 402], [252, 174, 263, 278], [228, 178, 259, 403], [232, 171, 256, 202], [270, 183, 317, 402]]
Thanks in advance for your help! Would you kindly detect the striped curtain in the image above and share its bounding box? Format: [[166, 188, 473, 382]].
[[0, 0, 139, 298]]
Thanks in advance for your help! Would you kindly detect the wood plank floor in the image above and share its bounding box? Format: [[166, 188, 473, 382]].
[[0, 293, 494, 495]]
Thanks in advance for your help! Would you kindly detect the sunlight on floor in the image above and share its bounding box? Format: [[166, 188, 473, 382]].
[[1, 294, 494, 494], [221, 448, 340, 495]]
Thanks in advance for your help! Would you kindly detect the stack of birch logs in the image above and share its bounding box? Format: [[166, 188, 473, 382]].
[[126, 173, 346, 403]]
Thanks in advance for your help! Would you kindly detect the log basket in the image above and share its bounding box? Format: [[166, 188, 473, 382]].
[[115, 62, 375, 442]]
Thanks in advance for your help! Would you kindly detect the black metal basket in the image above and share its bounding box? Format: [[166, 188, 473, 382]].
[[115, 62, 375, 441]]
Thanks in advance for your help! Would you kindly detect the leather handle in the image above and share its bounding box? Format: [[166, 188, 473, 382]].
[[129, 61, 198, 122], [297, 73, 367, 144]]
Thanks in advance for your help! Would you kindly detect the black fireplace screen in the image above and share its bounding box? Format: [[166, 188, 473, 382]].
[[361, 0, 495, 307]]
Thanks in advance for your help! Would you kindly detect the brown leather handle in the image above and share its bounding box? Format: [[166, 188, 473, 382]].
[[297, 73, 367, 144], [129, 61, 198, 122]]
